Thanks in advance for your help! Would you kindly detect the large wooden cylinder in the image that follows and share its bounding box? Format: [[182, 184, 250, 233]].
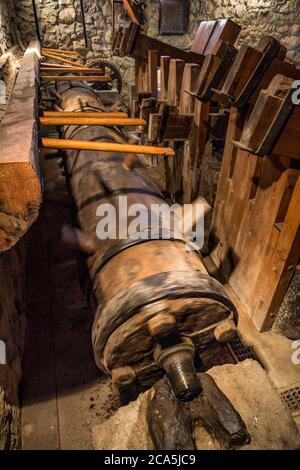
[[56, 80, 237, 399]]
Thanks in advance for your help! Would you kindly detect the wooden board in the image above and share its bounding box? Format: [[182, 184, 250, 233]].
[[167, 59, 185, 107], [237, 75, 300, 159], [191, 19, 240, 56], [0, 40, 42, 252]]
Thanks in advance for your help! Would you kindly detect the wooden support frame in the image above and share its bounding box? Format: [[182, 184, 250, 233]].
[[210, 69, 300, 331]]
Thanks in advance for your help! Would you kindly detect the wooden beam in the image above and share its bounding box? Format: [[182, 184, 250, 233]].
[[42, 111, 128, 118], [40, 138, 175, 157], [0, 40, 42, 252], [203, 19, 241, 55], [41, 75, 111, 82], [191, 20, 216, 55], [40, 117, 146, 126]]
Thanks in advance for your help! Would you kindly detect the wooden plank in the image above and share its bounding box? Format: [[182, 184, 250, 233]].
[[179, 63, 201, 114], [147, 50, 158, 97], [203, 19, 241, 55], [221, 45, 263, 99], [160, 56, 170, 100], [148, 111, 193, 141], [190, 20, 216, 55], [0, 40, 42, 252], [167, 59, 185, 107]]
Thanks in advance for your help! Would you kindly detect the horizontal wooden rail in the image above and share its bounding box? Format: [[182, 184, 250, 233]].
[[42, 52, 85, 67], [41, 75, 111, 82], [42, 47, 80, 56], [40, 138, 175, 156], [41, 67, 104, 74], [40, 117, 146, 126], [42, 111, 129, 118], [41, 62, 80, 68]]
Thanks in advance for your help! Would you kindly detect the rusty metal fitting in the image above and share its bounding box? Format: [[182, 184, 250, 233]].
[[154, 337, 202, 401]]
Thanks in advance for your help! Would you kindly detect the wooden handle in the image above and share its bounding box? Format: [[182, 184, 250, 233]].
[[40, 138, 175, 157], [42, 111, 128, 118], [40, 117, 146, 126]]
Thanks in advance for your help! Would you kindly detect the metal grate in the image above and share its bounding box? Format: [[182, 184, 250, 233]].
[[281, 386, 300, 414], [227, 336, 258, 363]]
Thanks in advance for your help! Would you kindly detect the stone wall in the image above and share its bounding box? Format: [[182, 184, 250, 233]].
[[12, 1, 300, 99], [149, 0, 300, 65], [0, 0, 13, 54]]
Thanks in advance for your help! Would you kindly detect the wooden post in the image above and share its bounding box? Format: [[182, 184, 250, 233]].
[[167, 59, 185, 107], [179, 63, 201, 114], [160, 56, 170, 101], [147, 50, 158, 97]]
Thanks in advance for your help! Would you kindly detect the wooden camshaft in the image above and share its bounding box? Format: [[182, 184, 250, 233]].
[[55, 80, 237, 399]]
